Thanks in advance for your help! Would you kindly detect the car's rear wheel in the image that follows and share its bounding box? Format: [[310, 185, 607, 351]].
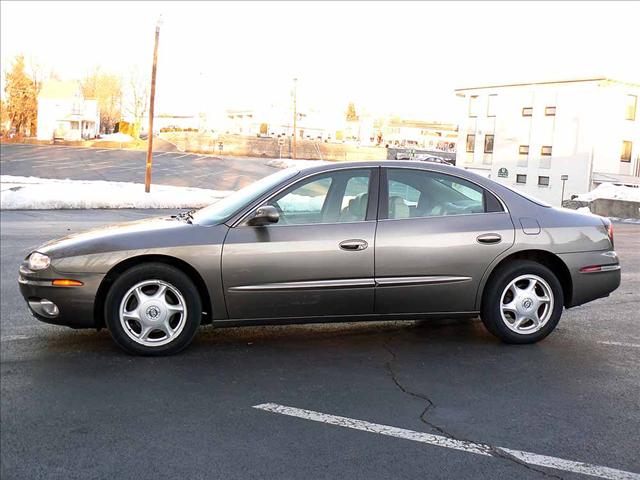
[[105, 263, 201, 355], [481, 260, 563, 344]]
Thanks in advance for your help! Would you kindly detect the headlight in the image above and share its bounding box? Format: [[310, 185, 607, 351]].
[[28, 252, 51, 271]]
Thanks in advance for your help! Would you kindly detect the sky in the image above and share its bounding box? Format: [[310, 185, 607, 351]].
[[1, 1, 639, 123]]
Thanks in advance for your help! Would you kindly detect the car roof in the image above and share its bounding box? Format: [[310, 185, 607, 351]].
[[294, 160, 489, 185], [296, 159, 458, 174], [291, 160, 551, 213]]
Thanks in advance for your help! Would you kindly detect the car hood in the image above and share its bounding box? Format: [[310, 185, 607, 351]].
[[36, 216, 194, 258]]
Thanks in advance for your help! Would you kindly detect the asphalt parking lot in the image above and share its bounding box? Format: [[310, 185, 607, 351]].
[[0, 143, 275, 190], [1, 209, 639, 479]]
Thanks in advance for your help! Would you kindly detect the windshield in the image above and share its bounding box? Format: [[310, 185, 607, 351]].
[[191, 168, 299, 226]]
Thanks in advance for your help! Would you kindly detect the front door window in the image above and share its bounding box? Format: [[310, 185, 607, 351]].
[[270, 169, 371, 225]]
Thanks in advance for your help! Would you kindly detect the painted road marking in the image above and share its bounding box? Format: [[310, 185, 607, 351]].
[[4, 155, 52, 161], [172, 154, 192, 160], [253, 403, 640, 480], [598, 341, 640, 348], [152, 152, 171, 158], [0, 334, 32, 342]]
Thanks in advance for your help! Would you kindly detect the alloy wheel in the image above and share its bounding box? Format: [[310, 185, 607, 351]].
[[119, 280, 187, 347], [499, 274, 554, 335]]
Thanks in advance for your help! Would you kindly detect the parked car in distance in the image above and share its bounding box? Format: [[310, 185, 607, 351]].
[[19, 161, 620, 355], [415, 154, 452, 164], [395, 151, 452, 164]]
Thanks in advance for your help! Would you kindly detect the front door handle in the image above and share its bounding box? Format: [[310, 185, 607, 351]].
[[339, 239, 368, 251], [477, 233, 502, 245]]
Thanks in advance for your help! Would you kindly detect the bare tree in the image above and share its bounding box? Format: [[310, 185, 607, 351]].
[[125, 66, 149, 137], [82, 66, 123, 133], [27, 56, 45, 95]]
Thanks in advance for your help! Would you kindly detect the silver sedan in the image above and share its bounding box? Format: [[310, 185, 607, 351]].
[[19, 161, 621, 355]]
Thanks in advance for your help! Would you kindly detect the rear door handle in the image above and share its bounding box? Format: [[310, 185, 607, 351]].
[[477, 233, 502, 244], [339, 239, 368, 251]]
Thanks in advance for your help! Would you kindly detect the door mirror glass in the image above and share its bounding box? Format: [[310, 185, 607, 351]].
[[248, 205, 280, 226]]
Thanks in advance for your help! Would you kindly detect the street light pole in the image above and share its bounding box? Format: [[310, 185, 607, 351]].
[[292, 78, 297, 160], [144, 18, 161, 193], [560, 174, 569, 207]]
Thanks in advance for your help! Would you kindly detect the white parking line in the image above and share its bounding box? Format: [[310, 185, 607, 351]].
[[598, 341, 640, 348], [4, 155, 52, 161], [172, 154, 192, 160], [152, 152, 171, 158], [0, 334, 32, 342], [253, 403, 640, 480]]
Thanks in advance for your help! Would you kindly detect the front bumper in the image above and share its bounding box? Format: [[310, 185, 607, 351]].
[[18, 264, 104, 329], [559, 250, 621, 308]]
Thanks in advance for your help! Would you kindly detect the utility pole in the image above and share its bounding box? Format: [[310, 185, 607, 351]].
[[145, 17, 161, 193], [292, 77, 297, 160]]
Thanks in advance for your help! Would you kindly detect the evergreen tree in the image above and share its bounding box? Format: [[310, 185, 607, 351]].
[[4, 55, 37, 136], [346, 102, 358, 122]]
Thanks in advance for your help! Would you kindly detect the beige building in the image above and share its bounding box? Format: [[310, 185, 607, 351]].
[[382, 118, 458, 151], [455, 78, 640, 205], [36, 80, 99, 141]]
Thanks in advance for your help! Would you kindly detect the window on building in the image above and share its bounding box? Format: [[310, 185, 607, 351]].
[[519, 145, 529, 155], [621, 141, 632, 162], [469, 96, 479, 117], [522, 107, 533, 117], [484, 134, 494, 154], [538, 176, 550, 186], [541, 146, 553, 156], [545, 106, 556, 116], [466, 134, 475, 153], [516, 174, 527, 184], [626, 95, 637, 121], [487, 95, 497, 117]]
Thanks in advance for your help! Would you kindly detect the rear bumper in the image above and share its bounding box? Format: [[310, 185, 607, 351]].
[[18, 264, 104, 329], [558, 250, 621, 307]]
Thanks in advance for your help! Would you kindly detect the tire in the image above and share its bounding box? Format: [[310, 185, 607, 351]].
[[104, 263, 202, 355], [480, 260, 563, 344]]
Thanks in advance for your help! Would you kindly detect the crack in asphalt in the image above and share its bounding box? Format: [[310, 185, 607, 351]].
[[382, 335, 564, 479]]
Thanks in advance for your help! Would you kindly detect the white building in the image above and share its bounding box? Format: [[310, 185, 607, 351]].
[[36, 80, 99, 141], [225, 103, 343, 141], [455, 78, 640, 205]]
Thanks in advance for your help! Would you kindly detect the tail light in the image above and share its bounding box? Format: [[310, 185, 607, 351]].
[[602, 218, 614, 248]]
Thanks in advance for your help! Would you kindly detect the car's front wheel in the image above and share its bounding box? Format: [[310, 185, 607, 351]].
[[481, 260, 564, 344], [105, 263, 202, 355]]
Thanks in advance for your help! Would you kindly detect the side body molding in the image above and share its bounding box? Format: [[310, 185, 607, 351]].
[[231, 275, 471, 291]]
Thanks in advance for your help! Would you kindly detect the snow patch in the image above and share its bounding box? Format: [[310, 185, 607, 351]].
[[1, 176, 231, 210], [95, 132, 134, 143], [575, 183, 640, 202]]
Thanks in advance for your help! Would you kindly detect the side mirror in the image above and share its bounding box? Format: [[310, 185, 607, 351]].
[[248, 205, 279, 226]]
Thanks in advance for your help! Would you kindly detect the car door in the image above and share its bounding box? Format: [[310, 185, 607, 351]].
[[375, 167, 514, 314], [222, 167, 379, 320]]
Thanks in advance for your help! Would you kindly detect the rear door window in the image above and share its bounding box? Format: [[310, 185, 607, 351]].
[[384, 168, 502, 219]]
